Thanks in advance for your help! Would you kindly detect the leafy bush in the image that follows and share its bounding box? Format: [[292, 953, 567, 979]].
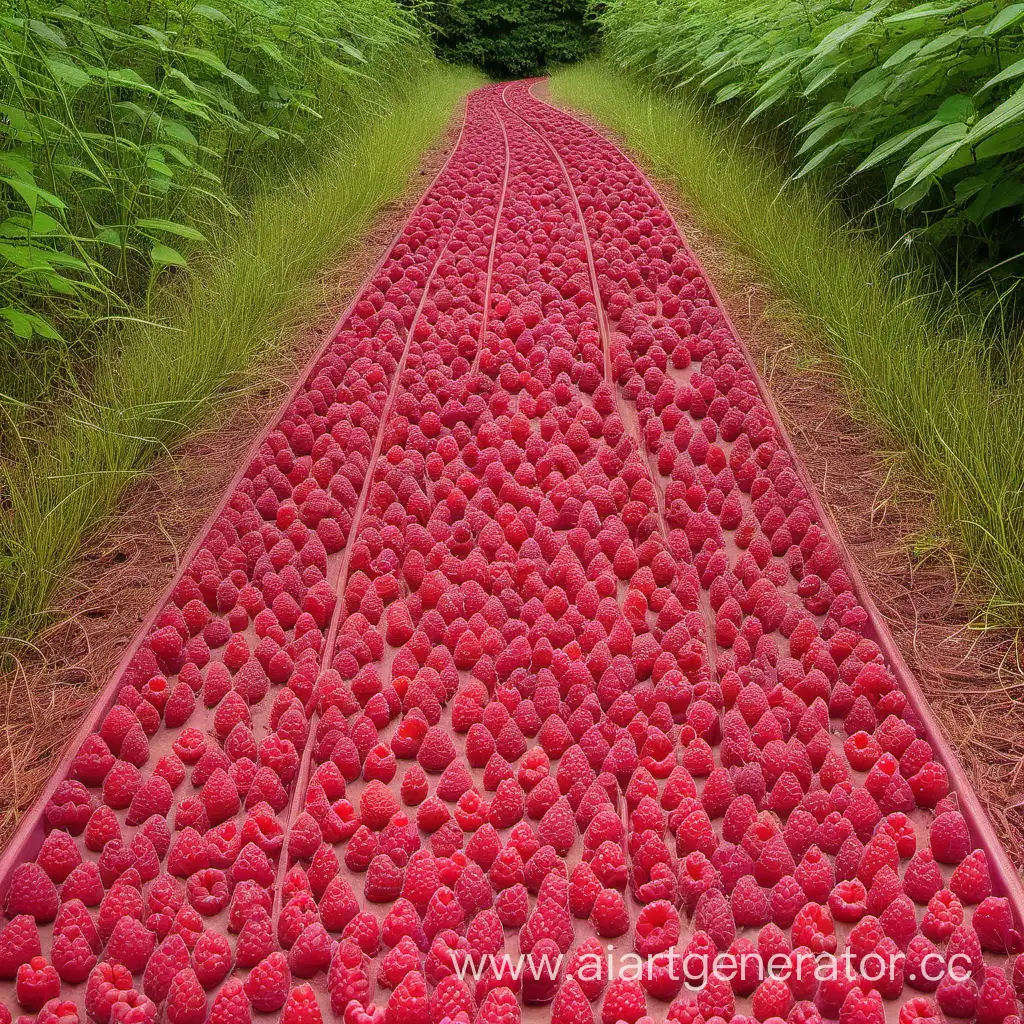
[[431, 0, 595, 76], [0, 0, 423, 406], [597, 0, 1024, 289]]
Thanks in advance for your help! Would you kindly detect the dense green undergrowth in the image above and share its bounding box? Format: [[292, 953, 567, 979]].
[[0, 0, 421, 409], [0, 61, 481, 651], [551, 61, 1024, 623], [596, 0, 1024, 302], [429, 0, 595, 76]]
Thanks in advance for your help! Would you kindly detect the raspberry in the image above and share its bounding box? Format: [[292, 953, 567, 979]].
[[476, 987, 522, 1024], [973, 895, 1022, 953], [929, 811, 971, 864], [552, 977, 592, 1024], [379, 936, 422, 989], [15, 956, 60, 1011], [634, 900, 680, 954], [361, 780, 400, 829], [166, 969, 207, 1024], [5, 863, 58, 923], [143, 935, 191, 1003], [589, 888, 629, 937], [839, 988, 884, 1024], [0, 915, 42, 980], [85, 962, 135, 1024], [949, 848, 992, 903], [193, 930, 232, 987], [386, 970, 428, 1024], [976, 966, 1018, 1024], [903, 848, 942, 903], [209, 978, 252, 1024], [601, 978, 647, 1024], [418, 728, 457, 772], [37, 999, 81, 1024], [281, 983, 323, 1024], [245, 952, 291, 1012]]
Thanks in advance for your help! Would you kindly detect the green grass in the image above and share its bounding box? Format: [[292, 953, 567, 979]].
[[550, 60, 1024, 624], [0, 61, 483, 650], [1, 0, 425, 408]]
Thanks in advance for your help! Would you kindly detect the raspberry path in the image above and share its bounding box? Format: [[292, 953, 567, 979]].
[[1, 81, 1023, 1024]]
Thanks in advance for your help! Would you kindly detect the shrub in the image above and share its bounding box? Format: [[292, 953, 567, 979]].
[[431, 0, 595, 76]]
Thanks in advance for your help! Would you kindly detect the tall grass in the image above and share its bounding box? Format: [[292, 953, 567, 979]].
[[596, 0, 1024, 289], [0, 0, 421, 408], [550, 61, 1024, 621], [0, 62, 482, 648]]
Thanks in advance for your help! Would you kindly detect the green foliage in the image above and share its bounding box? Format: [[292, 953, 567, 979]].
[[0, 62, 481, 649], [431, 0, 596, 76], [0, 0, 423, 407], [551, 61, 1024, 622], [596, 0, 1024, 286]]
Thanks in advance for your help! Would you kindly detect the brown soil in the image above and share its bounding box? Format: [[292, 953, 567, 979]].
[[0, 102, 467, 852], [541, 83, 1024, 868]]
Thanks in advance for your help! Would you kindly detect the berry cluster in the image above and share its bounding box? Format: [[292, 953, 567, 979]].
[[1, 81, 1020, 1024]]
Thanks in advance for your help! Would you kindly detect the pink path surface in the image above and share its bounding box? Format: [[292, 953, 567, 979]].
[[1, 81, 1022, 1024]]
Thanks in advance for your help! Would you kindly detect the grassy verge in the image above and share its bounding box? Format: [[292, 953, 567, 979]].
[[549, 61, 1024, 624], [0, 62, 483, 649]]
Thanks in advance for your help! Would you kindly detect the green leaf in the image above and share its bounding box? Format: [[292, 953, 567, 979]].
[[984, 3, 1024, 36], [885, 1, 966, 24], [964, 82, 1024, 148], [135, 217, 206, 241], [919, 27, 968, 57], [151, 242, 187, 266], [936, 94, 975, 124], [965, 179, 1024, 222], [28, 19, 67, 47], [794, 136, 858, 178], [1, 176, 67, 212], [1, 307, 38, 339], [192, 4, 230, 21], [979, 57, 1024, 93], [813, 3, 888, 57], [45, 59, 90, 88], [975, 123, 1024, 159]]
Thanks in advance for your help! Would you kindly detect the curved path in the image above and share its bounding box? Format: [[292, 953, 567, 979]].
[[0, 82, 1021, 1024]]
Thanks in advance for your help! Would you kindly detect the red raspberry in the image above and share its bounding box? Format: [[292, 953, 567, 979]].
[[0, 915, 42, 980], [245, 952, 291, 1012], [418, 728, 457, 772], [166, 969, 207, 1024], [589, 888, 629, 937], [600, 978, 647, 1024], [385, 970, 428, 1024], [949, 848, 992, 904], [36, 999, 81, 1024], [929, 811, 971, 864], [360, 780, 399, 830], [192, 930, 232, 988], [476, 986, 521, 1024], [903, 848, 942, 903], [143, 934, 190, 1003], [5, 864, 58, 923], [15, 956, 60, 1011], [973, 895, 1022, 953], [208, 978, 252, 1024], [839, 987, 884, 1024], [279, 983, 322, 1024]]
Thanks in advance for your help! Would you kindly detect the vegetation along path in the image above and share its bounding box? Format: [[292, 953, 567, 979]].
[[1, 80, 1023, 1024]]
